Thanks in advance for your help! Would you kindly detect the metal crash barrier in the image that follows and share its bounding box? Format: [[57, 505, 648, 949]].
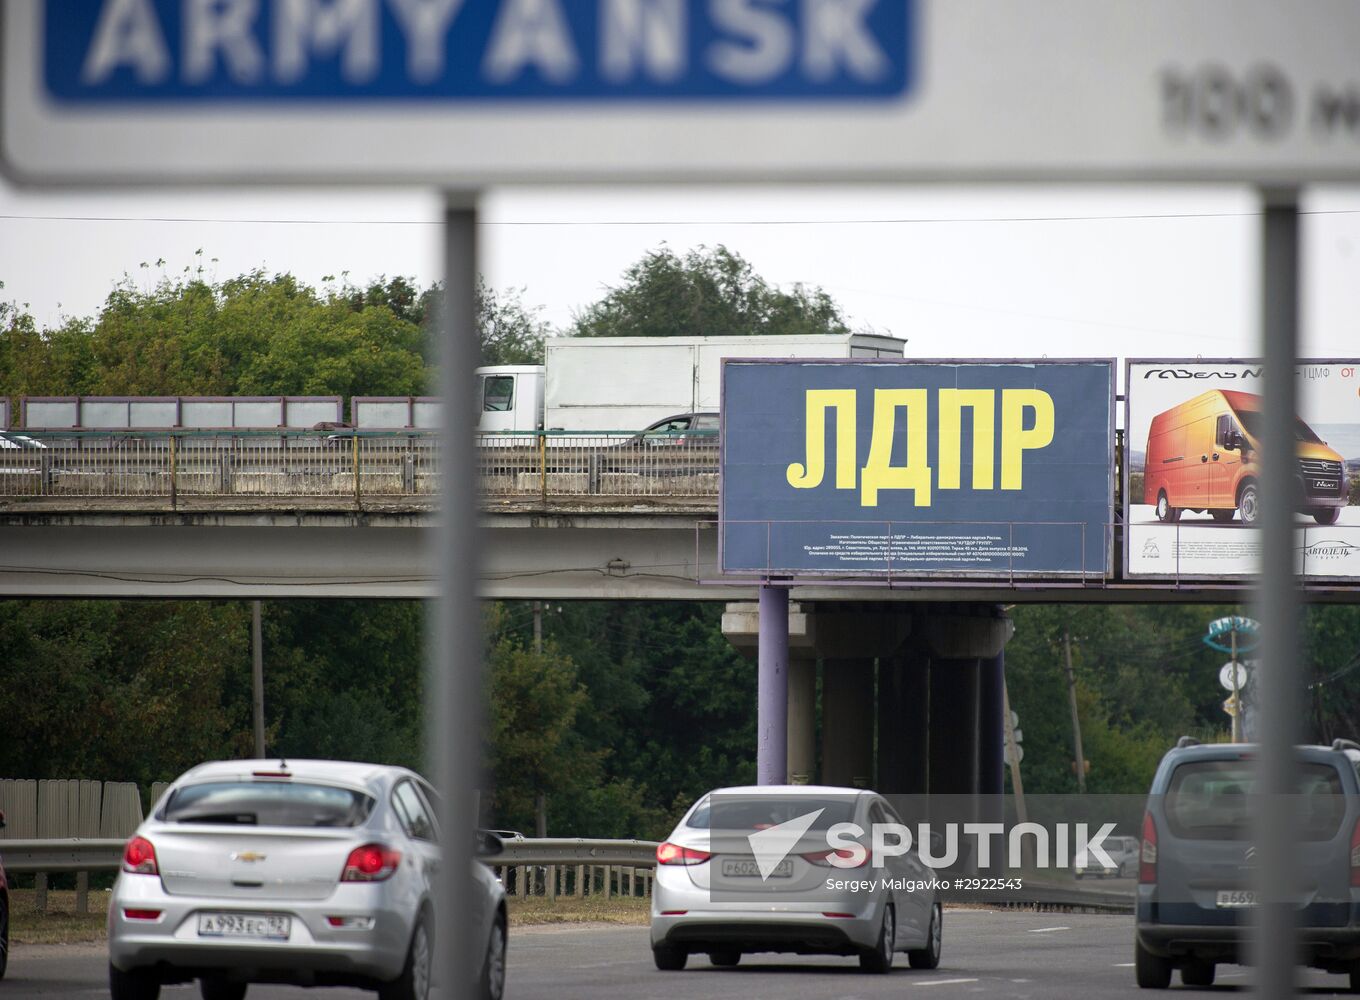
[[0, 430, 718, 504]]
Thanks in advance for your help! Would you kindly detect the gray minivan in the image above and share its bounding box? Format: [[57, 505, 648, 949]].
[[1135, 738, 1360, 989]]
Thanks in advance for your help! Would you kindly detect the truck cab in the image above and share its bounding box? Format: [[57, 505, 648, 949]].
[[476, 366, 544, 434]]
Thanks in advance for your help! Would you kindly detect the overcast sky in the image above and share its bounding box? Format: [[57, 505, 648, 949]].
[[2, 179, 1358, 391]]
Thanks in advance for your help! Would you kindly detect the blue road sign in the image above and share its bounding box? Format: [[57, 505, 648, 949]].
[[44, 0, 913, 103]]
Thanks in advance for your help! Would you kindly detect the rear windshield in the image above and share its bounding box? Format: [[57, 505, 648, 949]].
[[687, 797, 858, 831], [163, 781, 374, 827], [1165, 760, 1345, 841]]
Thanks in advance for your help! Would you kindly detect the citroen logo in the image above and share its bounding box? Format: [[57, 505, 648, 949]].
[[232, 851, 267, 863], [1244, 845, 1257, 863]]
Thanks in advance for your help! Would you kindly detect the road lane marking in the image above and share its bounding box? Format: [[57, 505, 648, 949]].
[[917, 978, 980, 986], [1027, 926, 1070, 933], [1113, 962, 1135, 967]]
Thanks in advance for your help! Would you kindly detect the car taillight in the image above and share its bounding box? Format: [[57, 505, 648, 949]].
[[1351, 818, 1360, 888], [656, 842, 711, 866], [1139, 812, 1158, 885], [123, 908, 162, 921], [123, 836, 158, 875], [801, 848, 868, 868], [341, 844, 401, 882]]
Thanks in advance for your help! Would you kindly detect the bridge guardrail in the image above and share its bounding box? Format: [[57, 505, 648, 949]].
[[0, 430, 718, 505]]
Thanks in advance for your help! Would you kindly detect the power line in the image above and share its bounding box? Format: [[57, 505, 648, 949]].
[[1, 209, 1357, 227]]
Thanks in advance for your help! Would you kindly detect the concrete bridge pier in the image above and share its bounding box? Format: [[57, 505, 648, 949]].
[[876, 648, 930, 794], [821, 658, 875, 788], [786, 656, 817, 785], [926, 655, 980, 797], [723, 601, 1011, 797]]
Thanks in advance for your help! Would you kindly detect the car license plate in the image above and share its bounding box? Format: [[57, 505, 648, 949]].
[[197, 912, 292, 939], [721, 859, 791, 878], [1215, 890, 1258, 908]]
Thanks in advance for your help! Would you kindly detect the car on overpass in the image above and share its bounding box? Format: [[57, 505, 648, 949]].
[[1135, 737, 1360, 990], [107, 758, 507, 1000], [625, 413, 719, 448], [650, 785, 942, 973]]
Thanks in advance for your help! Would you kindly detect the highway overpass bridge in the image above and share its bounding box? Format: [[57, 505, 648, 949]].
[[2, 430, 1352, 603]]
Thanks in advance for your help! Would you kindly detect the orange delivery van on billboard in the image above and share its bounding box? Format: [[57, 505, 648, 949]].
[[1142, 388, 1346, 528]]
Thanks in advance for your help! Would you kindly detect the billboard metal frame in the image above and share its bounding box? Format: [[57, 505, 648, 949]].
[[1122, 356, 1360, 584], [718, 356, 1117, 582]]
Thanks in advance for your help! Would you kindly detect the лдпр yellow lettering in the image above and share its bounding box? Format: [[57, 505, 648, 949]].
[[785, 387, 1055, 507]]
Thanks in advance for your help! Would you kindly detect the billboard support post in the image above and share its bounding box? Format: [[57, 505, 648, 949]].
[[757, 584, 789, 786], [433, 201, 480, 1000], [1253, 191, 1302, 1000]]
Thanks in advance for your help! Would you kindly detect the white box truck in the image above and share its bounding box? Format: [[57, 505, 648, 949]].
[[476, 333, 905, 434]]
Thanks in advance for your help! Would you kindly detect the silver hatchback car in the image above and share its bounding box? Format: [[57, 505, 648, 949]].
[[651, 785, 942, 973], [108, 759, 506, 1000]]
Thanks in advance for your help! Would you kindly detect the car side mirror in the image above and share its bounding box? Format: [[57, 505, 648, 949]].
[[476, 829, 504, 858], [1223, 431, 1239, 451]]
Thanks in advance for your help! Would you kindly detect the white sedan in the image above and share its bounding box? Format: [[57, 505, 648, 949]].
[[650, 785, 942, 973]]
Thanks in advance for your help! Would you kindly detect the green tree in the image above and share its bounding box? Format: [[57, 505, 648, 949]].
[[493, 600, 755, 837], [1002, 604, 1235, 795], [569, 245, 854, 340], [259, 601, 426, 770], [483, 607, 605, 833], [477, 280, 548, 366], [0, 600, 253, 786]]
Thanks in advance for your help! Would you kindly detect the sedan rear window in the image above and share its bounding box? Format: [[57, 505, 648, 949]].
[[163, 781, 374, 828], [686, 797, 858, 831], [1165, 760, 1345, 841]]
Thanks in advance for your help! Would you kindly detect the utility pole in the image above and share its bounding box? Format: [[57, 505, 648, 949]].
[[533, 600, 546, 837], [1063, 628, 1086, 793], [1229, 626, 1242, 743], [251, 600, 265, 759]]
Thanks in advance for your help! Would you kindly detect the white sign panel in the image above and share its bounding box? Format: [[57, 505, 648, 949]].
[[1218, 662, 1248, 692], [1124, 359, 1360, 581], [4, 0, 1360, 185]]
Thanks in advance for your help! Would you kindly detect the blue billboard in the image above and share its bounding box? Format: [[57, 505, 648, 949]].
[[720, 360, 1115, 578]]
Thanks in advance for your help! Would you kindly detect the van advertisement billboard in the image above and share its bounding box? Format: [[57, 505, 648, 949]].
[[1124, 359, 1360, 580], [720, 360, 1115, 579]]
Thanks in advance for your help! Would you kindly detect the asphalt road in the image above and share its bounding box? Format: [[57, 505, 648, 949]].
[[7, 909, 1360, 999]]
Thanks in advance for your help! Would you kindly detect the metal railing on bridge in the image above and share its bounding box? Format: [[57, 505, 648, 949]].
[[0, 430, 718, 506]]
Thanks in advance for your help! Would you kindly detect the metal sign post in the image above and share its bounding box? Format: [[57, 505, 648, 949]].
[[1254, 193, 1303, 999], [432, 202, 481, 1000]]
